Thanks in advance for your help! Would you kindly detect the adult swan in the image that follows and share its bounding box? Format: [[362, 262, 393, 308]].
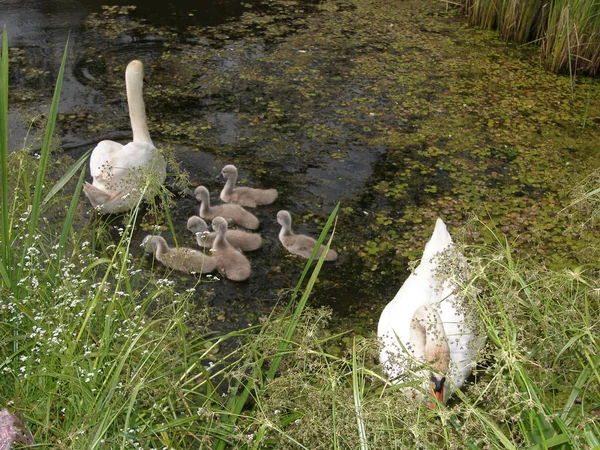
[[83, 60, 167, 213], [377, 218, 477, 404]]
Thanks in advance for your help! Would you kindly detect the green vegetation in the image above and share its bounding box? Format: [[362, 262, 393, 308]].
[[461, 0, 600, 76], [2, 31, 599, 450]]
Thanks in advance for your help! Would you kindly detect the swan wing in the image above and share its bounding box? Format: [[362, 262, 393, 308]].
[[89, 140, 123, 180]]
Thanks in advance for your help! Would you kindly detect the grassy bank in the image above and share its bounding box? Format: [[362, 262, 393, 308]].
[[2, 25, 600, 450], [461, 0, 600, 76]]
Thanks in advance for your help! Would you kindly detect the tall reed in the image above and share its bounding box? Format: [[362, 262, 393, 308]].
[[498, 0, 546, 43], [542, 0, 600, 76], [462, 0, 600, 76]]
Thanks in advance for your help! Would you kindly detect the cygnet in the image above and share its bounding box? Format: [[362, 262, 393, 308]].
[[187, 215, 263, 252], [219, 164, 278, 207], [141, 235, 217, 274], [194, 186, 260, 230], [211, 216, 252, 281], [276, 210, 338, 261]]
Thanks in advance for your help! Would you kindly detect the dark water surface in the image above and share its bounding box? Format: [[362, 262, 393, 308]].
[[3, 0, 599, 336]]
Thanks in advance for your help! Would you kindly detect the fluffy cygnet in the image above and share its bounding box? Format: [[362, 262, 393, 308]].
[[194, 186, 259, 230], [276, 210, 338, 261], [219, 164, 278, 207], [187, 215, 263, 252], [141, 235, 217, 274], [211, 216, 251, 281]]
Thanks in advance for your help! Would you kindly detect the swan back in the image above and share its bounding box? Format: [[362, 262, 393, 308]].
[[276, 210, 338, 261], [211, 217, 252, 281], [194, 186, 260, 230], [219, 164, 278, 207]]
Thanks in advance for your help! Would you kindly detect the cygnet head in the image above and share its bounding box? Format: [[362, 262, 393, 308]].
[[141, 235, 165, 253], [221, 165, 238, 180], [212, 216, 229, 233], [277, 210, 292, 227], [194, 186, 210, 202], [187, 216, 209, 235]]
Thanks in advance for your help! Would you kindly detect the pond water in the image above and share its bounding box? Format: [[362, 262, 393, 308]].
[[3, 0, 600, 336]]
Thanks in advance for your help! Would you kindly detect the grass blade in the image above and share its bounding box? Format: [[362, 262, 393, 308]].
[[0, 26, 11, 285], [58, 163, 87, 260], [42, 149, 89, 206], [351, 337, 369, 450], [24, 36, 69, 250]]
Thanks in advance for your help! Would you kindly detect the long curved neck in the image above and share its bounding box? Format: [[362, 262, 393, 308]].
[[126, 63, 153, 146], [223, 172, 237, 195], [409, 305, 449, 374], [153, 238, 169, 258], [279, 218, 293, 237], [199, 193, 211, 215]]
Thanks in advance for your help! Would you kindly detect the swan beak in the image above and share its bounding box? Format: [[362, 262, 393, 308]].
[[429, 375, 445, 407], [427, 388, 444, 409]]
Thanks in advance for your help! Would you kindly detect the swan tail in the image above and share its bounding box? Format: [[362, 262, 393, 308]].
[[422, 218, 453, 263]]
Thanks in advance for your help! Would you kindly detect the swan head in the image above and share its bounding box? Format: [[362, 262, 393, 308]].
[[187, 216, 209, 235], [194, 186, 210, 202], [220, 164, 238, 180], [277, 210, 292, 227], [211, 216, 228, 233], [429, 373, 446, 404], [425, 343, 450, 404], [141, 235, 166, 253], [126, 60, 144, 77]]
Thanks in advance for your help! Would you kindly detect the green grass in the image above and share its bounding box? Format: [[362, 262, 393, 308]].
[[1, 26, 600, 450]]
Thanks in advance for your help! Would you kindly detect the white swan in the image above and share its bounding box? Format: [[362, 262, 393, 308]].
[[141, 235, 217, 274], [377, 218, 477, 404], [187, 215, 263, 252], [194, 186, 260, 230], [210, 217, 251, 281], [83, 60, 167, 213], [219, 164, 278, 207], [276, 210, 338, 261]]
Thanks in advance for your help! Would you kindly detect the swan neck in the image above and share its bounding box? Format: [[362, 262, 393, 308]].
[[223, 172, 237, 194], [213, 227, 228, 250], [409, 306, 449, 373], [279, 220, 293, 236], [126, 67, 153, 145], [153, 238, 168, 258], [199, 193, 211, 215]]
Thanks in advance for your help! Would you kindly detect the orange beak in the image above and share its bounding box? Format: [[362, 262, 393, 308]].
[[428, 387, 444, 409]]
